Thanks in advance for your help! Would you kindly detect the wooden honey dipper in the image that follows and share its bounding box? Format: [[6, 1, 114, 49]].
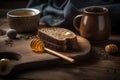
[[30, 37, 75, 63]]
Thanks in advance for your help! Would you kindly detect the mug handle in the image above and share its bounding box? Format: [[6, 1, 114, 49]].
[[73, 15, 82, 33]]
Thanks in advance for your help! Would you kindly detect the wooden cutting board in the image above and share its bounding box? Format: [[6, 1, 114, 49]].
[[0, 22, 91, 76], [0, 35, 91, 76]]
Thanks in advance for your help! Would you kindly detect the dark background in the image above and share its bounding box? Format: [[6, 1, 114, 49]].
[[0, 0, 29, 9]]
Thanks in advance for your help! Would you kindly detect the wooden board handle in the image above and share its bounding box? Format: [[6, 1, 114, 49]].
[[44, 47, 75, 63]]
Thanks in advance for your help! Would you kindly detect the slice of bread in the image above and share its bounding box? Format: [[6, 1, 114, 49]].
[[38, 27, 80, 51], [41, 39, 67, 51]]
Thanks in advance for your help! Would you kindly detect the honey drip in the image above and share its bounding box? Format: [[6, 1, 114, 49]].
[[30, 37, 44, 53]]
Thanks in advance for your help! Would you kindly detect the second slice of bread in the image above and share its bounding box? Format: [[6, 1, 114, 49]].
[[38, 27, 80, 51]]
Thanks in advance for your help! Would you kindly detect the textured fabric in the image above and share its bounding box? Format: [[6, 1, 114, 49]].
[[27, 0, 120, 33]]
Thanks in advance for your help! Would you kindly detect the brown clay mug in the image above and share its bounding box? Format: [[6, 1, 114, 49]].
[[73, 6, 111, 43]]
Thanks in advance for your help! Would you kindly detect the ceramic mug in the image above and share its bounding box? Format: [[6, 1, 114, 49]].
[[73, 6, 111, 43], [7, 8, 40, 33]]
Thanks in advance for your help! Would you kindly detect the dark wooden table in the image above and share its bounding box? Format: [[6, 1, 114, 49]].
[[0, 18, 120, 80]]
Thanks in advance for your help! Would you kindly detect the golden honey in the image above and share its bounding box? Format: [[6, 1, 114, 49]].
[[30, 37, 44, 53]]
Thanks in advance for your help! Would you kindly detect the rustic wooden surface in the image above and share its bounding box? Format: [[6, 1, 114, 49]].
[[0, 19, 120, 80], [0, 34, 91, 76]]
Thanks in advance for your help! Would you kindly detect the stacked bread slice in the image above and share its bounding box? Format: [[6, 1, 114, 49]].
[[37, 27, 80, 51]]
